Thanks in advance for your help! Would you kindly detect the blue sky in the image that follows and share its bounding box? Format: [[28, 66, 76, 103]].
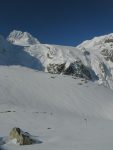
[[0, 0, 113, 46]]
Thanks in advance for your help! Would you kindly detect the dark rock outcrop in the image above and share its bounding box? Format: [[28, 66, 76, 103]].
[[64, 60, 92, 79], [101, 49, 113, 62], [47, 60, 92, 79], [47, 63, 65, 74]]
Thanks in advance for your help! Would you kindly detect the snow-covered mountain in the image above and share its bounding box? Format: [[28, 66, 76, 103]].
[[2, 30, 94, 80], [7, 30, 40, 46], [1, 31, 113, 150], [77, 33, 113, 89], [1, 30, 113, 89]]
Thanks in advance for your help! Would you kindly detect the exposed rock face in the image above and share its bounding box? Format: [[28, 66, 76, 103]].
[[47, 60, 92, 79], [64, 60, 92, 79], [9, 127, 34, 145], [101, 49, 113, 62], [47, 63, 65, 74], [105, 39, 113, 43]]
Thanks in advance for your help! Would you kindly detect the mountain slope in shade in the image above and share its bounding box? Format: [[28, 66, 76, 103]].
[[0, 35, 10, 52], [0, 34, 43, 70]]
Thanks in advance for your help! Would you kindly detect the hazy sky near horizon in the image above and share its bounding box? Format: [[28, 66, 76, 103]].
[[0, 0, 113, 46]]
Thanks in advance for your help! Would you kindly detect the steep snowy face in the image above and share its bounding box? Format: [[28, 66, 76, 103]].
[[77, 33, 113, 89], [23, 44, 93, 79], [7, 30, 40, 46]]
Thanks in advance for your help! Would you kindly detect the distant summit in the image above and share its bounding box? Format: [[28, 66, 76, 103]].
[[7, 30, 40, 46], [77, 33, 113, 49]]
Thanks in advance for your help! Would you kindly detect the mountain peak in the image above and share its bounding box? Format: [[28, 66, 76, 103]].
[[77, 33, 113, 49], [7, 30, 40, 46]]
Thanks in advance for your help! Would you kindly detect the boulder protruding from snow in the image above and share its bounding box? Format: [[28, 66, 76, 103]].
[[9, 127, 34, 145]]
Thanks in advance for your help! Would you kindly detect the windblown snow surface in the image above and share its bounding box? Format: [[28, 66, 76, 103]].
[[0, 66, 113, 150], [0, 31, 113, 150]]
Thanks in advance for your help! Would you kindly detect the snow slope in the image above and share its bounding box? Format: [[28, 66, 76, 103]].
[[0, 66, 113, 150], [77, 33, 113, 89]]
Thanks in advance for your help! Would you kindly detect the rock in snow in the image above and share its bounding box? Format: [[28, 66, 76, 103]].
[[9, 127, 34, 145]]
